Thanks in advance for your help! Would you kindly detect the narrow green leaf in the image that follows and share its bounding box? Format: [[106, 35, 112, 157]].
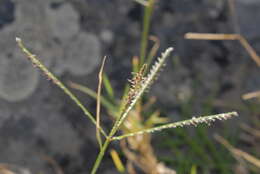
[[140, 0, 155, 67], [103, 73, 115, 101], [68, 82, 117, 114], [145, 111, 168, 127], [190, 165, 197, 174], [110, 149, 126, 173]]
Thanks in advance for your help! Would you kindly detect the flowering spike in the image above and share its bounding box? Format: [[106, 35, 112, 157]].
[[111, 112, 238, 141]]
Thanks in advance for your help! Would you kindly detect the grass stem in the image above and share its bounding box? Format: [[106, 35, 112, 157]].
[[140, 0, 155, 67], [90, 138, 111, 174]]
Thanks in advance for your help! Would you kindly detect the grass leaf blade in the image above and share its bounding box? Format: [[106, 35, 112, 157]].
[[68, 82, 117, 112], [103, 73, 115, 101]]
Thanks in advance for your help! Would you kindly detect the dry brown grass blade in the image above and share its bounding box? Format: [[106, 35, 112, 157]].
[[157, 163, 176, 174], [0, 163, 31, 174], [149, 36, 160, 54], [185, 33, 260, 67], [96, 56, 107, 148], [120, 140, 139, 163], [242, 90, 260, 100], [238, 36, 260, 67], [120, 138, 159, 174], [146, 35, 160, 69], [240, 123, 260, 138], [185, 33, 239, 40], [0, 164, 15, 174], [127, 162, 137, 174], [215, 134, 260, 168]]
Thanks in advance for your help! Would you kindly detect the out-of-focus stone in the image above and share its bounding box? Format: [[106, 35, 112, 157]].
[[152, 57, 193, 108], [204, 0, 225, 19], [0, 26, 39, 102], [0, 0, 15, 28], [236, 1, 260, 37], [64, 32, 101, 76], [100, 29, 114, 44], [237, 0, 260, 5], [14, 0, 54, 68], [194, 52, 221, 91], [46, 3, 80, 41]]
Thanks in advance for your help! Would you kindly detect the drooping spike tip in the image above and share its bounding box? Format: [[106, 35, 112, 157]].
[[15, 37, 21, 42]]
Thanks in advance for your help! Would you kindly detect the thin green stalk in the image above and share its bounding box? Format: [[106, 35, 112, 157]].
[[68, 82, 117, 112], [91, 138, 111, 174], [140, 0, 155, 67]]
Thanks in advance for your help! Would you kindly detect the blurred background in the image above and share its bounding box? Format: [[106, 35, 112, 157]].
[[0, 0, 260, 174]]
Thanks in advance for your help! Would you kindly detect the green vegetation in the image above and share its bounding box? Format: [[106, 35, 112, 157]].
[[13, 1, 241, 174], [16, 36, 237, 174]]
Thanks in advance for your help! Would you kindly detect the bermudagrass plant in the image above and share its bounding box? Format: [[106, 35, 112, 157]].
[[16, 37, 238, 174], [69, 67, 174, 173]]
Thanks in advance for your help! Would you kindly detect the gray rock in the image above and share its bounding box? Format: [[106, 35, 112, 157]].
[[237, 0, 260, 5], [204, 0, 225, 19], [152, 57, 193, 107], [100, 29, 114, 44], [0, 26, 39, 102], [236, 1, 260, 37], [64, 32, 101, 76], [46, 3, 80, 41]]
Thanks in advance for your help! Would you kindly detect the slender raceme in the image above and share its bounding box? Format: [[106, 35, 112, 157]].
[[16, 37, 108, 137]]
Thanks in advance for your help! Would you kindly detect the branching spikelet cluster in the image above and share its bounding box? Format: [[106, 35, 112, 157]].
[[146, 48, 173, 86], [126, 64, 147, 106], [112, 111, 238, 141], [145, 53, 167, 90], [126, 47, 174, 109], [111, 48, 174, 134]]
